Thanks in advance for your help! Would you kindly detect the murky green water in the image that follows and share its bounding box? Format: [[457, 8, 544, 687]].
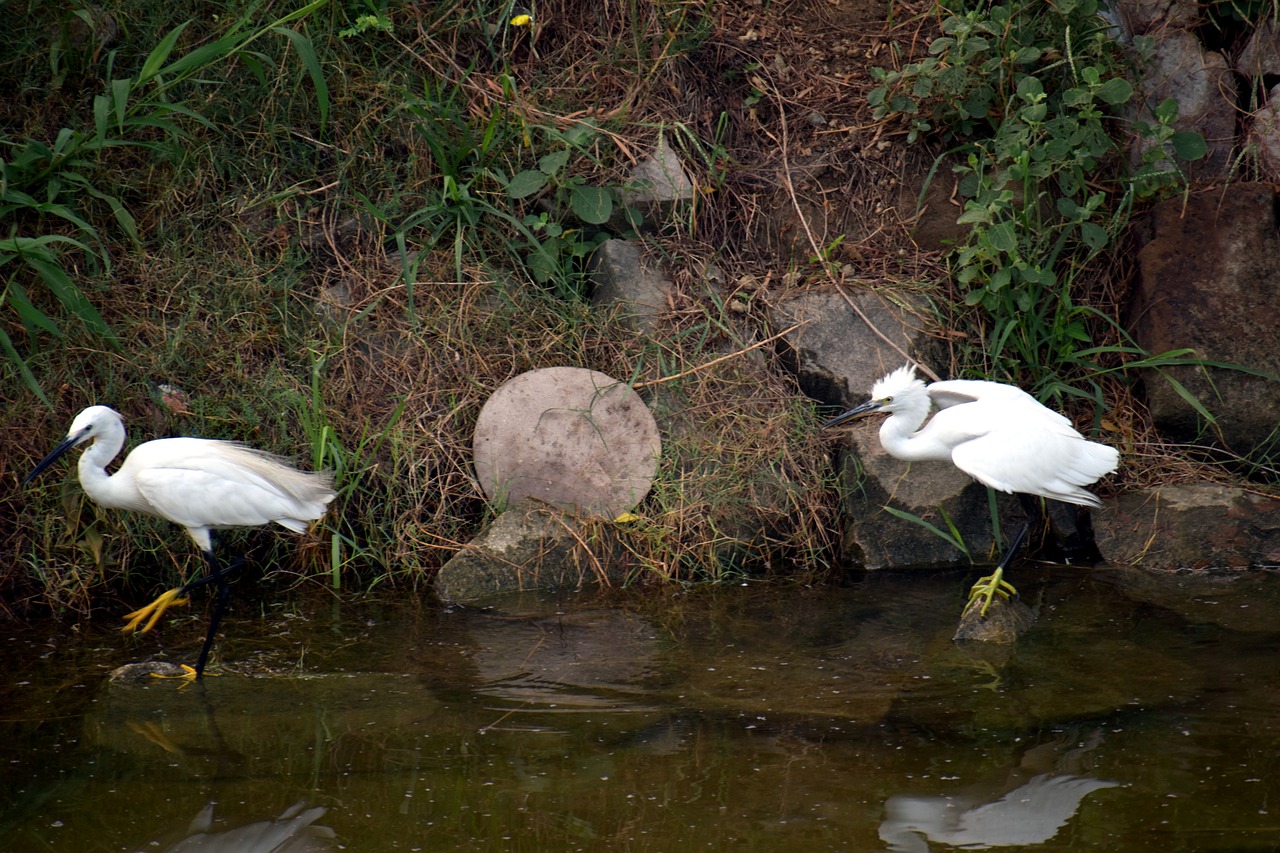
[[2, 566, 1279, 852]]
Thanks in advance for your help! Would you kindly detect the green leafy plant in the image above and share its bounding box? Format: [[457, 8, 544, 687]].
[[868, 0, 1206, 393], [377, 97, 625, 302], [2, 2, 330, 403], [503, 123, 617, 287]]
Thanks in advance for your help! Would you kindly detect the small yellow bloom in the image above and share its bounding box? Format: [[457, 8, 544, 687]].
[[510, 13, 532, 27]]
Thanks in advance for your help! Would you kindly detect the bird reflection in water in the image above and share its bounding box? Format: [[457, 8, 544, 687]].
[[878, 732, 1120, 852], [140, 802, 337, 853]]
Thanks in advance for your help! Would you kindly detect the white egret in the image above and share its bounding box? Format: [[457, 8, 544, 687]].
[[823, 365, 1118, 614], [25, 406, 335, 679]]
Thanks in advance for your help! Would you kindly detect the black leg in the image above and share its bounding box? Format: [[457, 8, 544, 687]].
[[192, 550, 232, 680], [995, 517, 1031, 572], [963, 511, 1032, 618]]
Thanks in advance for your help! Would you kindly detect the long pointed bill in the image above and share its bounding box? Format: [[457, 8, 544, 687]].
[[24, 428, 89, 484], [821, 400, 882, 429]]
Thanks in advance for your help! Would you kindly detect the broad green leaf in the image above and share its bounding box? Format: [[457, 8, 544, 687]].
[[1155, 97, 1179, 123], [538, 149, 570, 176], [527, 242, 561, 284], [7, 282, 61, 335], [1079, 221, 1109, 250], [93, 93, 110, 142], [506, 169, 549, 199], [240, 52, 269, 86], [112, 78, 131, 131], [562, 122, 597, 147], [1170, 130, 1207, 161], [2, 233, 94, 254], [138, 21, 190, 83], [23, 254, 116, 344], [1061, 86, 1091, 107], [570, 185, 613, 224], [160, 34, 244, 80], [986, 221, 1017, 252], [1016, 75, 1044, 99], [1095, 77, 1133, 105], [0, 325, 50, 405], [1064, 320, 1091, 342], [132, 101, 214, 131]]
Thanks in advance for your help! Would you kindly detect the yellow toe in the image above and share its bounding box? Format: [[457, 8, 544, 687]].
[[966, 569, 1018, 616], [122, 588, 190, 634], [147, 663, 216, 684]]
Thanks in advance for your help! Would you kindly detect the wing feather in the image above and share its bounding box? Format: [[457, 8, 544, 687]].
[[124, 438, 334, 532]]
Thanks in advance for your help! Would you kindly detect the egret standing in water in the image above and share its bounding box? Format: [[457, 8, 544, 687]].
[[25, 406, 335, 679], [823, 365, 1118, 614]]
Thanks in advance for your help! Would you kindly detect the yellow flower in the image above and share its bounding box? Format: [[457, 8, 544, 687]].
[[510, 13, 532, 27]]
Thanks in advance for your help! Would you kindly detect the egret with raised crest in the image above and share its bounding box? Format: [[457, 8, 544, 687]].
[[823, 365, 1118, 615], [25, 406, 335, 679]]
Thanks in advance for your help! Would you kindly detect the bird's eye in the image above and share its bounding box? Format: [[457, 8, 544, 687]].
[[884, 396, 893, 403]]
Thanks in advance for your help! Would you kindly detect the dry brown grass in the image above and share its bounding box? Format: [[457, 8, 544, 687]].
[[5, 0, 1263, 621]]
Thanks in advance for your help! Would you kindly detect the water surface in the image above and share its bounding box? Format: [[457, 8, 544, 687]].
[[2, 566, 1278, 851]]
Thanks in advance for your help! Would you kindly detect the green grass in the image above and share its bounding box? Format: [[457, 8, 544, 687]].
[[3, 0, 835, 612], [7, 0, 1271, 621]]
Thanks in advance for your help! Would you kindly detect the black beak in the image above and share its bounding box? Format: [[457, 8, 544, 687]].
[[821, 400, 882, 430], [24, 429, 88, 485]]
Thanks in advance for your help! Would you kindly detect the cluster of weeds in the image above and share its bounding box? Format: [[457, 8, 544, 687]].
[[3, 0, 832, 616], [1, 1, 330, 403], [313, 254, 837, 589], [868, 0, 1206, 406]]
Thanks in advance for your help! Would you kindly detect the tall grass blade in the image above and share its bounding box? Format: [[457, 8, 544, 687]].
[[138, 21, 191, 84], [0, 325, 50, 405], [883, 505, 970, 557], [273, 27, 329, 130], [20, 251, 116, 345]]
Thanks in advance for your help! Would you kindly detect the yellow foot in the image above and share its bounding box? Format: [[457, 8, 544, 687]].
[[147, 664, 219, 684], [966, 568, 1019, 617], [121, 587, 190, 635]]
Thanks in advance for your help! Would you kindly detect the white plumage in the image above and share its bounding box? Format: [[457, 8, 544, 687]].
[[824, 365, 1119, 614], [835, 365, 1119, 507], [26, 405, 335, 678]]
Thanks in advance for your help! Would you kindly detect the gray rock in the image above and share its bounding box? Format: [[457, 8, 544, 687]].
[[831, 418, 1019, 569], [588, 238, 673, 332], [1235, 17, 1280, 78], [1129, 29, 1236, 179], [1129, 183, 1280, 456], [1094, 483, 1280, 569], [770, 287, 941, 408], [1244, 84, 1280, 181], [1107, 0, 1200, 36], [621, 136, 694, 229], [435, 500, 628, 603]]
